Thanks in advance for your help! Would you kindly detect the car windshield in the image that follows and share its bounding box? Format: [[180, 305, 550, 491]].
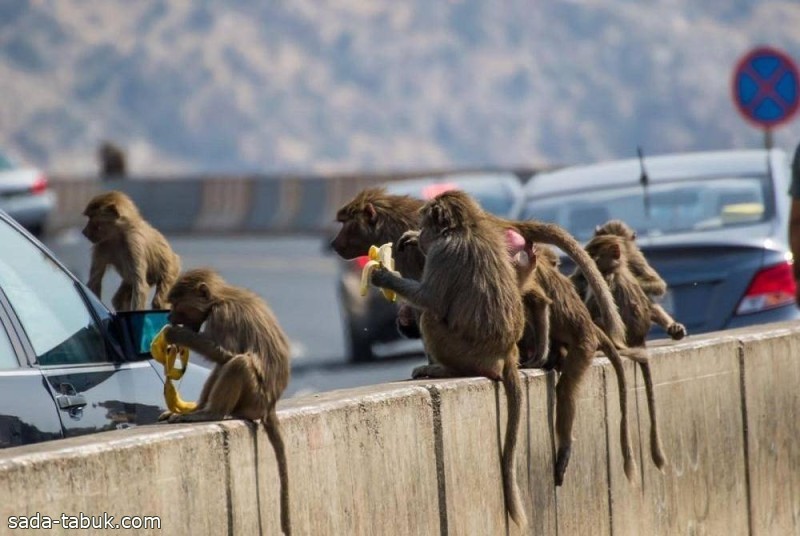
[[386, 176, 519, 217], [522, 175, 771, 241]]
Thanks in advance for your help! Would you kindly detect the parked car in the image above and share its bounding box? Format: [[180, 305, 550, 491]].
[[518, 148, 800, 338], [0, 210, 207, 448], [334, 172, 525, 362], [0, 148, 55, 237]]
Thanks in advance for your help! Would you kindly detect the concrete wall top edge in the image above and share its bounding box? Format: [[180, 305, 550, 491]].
[[3, 320, 799, 468], [0, 422, 221, 467]]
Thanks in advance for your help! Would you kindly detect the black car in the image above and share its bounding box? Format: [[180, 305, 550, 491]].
[[333, 172, 525, 362], [0, 210, 207, 448]]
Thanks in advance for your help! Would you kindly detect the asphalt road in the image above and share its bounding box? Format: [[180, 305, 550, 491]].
[[45, 231, 426, 397]]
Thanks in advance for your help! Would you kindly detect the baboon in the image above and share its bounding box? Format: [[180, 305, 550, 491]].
[[581, 234, 689, 469], [161, 268, 292, 536], [82, 191, 180, 311], [575, 219, 668, 298], [332, 187, 627, 362], [98, 141, 127, 179], [332, 189, 427, 340], [509, 236, 638, 485], [370, 191, 527, 527]]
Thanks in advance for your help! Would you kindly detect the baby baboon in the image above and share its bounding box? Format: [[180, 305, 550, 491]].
[[515, 243, 638, 485], [590, 219, 667, 297], [370, 191, 527, 527], [82, 191, 180, 311], [162, 268, 292, 535]]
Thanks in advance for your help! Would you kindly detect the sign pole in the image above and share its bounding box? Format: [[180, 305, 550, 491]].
[[764, 128, 773, 150]]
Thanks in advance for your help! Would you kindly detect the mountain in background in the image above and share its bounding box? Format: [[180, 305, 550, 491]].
[[1, 0, 800, 174]]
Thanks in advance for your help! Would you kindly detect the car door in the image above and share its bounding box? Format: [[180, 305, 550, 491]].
[[0, 291, 63, 448], [0, 217, 167, 438]]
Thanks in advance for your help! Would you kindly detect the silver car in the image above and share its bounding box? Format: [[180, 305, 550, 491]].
[[519, 148, 800, 338], [0, 149, 56, 237]]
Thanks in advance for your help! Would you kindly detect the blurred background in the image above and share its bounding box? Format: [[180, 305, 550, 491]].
[[2, 1, 800, 174]]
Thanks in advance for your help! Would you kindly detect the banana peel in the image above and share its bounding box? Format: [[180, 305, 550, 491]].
[[151, 326, 197, 414], [360, 242, 400, 302]]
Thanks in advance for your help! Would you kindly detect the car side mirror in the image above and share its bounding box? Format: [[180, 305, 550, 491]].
[[113, 310, 170, 359]]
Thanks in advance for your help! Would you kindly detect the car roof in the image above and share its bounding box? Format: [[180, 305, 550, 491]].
[[523, 149, 786, 199]]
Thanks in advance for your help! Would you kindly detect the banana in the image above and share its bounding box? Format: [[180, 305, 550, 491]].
[[150, 327, 196, 414], [359, 243, 399, 302]]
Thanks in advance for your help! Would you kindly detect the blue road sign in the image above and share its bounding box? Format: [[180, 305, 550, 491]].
[[732, 46, 800, 129]]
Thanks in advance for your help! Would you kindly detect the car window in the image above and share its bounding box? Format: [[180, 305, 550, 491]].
[[0, 219, 107, 366], [522, 175, 770, 241], [0, 327, 18, 369]]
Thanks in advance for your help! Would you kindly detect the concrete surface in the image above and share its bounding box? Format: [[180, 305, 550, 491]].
[[1, 323, 799, 535]]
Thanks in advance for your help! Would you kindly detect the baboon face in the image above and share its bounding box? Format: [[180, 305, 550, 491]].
[[82, 192, 133, 243], [586, 236, 623, 274], [330, 202, 379, 259], [166, 276, 214, 331]]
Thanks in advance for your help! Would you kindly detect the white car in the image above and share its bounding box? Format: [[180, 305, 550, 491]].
[[0, 149, 55, 237]]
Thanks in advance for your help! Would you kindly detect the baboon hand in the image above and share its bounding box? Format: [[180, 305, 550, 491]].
[[397, 230, 420, 252], [163, 324, 193, 346], [667, 322, 686, 340], [370, 266, 393, 287]]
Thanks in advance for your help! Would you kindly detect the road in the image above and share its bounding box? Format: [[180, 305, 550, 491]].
[[45, 231, 426, 397]]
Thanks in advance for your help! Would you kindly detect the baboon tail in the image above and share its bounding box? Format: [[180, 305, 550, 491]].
[[597, 332, 638, 483], [514, 220, 627, 347], [618, 347, 667, 470], [501, 362, 527, 528], [264, 409, 292, 536]]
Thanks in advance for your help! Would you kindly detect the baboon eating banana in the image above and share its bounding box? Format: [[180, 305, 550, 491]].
[[370, 191, 528, 528], [162, 268, 292, 535]]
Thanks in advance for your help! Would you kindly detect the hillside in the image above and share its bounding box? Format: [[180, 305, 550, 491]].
[[2, 1, 800, 174]]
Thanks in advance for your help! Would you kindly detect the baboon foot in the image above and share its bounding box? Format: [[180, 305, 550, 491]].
[[167, 410, 223, 424], [667, 322, 686, 340], [555, 445, 572, 486], [411, 364, 451, 379]]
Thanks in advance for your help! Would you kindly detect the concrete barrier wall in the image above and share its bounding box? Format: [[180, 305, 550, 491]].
[[2, 322, 799, 535], [46, 168, 537, 236]]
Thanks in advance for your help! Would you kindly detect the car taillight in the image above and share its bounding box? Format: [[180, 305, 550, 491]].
[[30, 174, 48, 195], [735, 261, 797, 315], [354, 256, 370, 270]]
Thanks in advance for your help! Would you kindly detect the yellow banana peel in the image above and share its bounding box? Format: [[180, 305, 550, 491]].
[[151, 327, 197, 414], [360, 242, 400, 302]]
